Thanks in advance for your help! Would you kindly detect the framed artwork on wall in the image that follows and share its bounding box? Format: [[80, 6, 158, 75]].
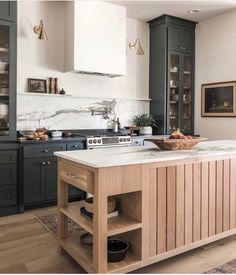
[[201, 81, 236, 117], [28, 78, 47, 93]]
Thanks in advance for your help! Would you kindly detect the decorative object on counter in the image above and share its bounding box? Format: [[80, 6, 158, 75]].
[[84, 197, 116, 214], [48, 77, 53, 94], [63, 131, 73, 137], [107, 239, 129, 262], [124, 126, 140, 136], [33, 19, 48, 41], [60, 88, 66, 95], [28, 78, 47, 93], [112, 118, 119, 133], [51, 130, 63, 138], [201, 81, 236, 117], [128, 38, 144, 55], [145, 129, 207, 150], [19, 128, 49, 141], [54, 78, 58, 94], [132, 113, 157, 135]]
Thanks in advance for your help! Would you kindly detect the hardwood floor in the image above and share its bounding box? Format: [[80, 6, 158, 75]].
[[1, 204, 236, 273]]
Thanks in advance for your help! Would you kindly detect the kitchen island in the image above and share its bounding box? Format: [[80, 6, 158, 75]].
[[55, 140, 236, 273]]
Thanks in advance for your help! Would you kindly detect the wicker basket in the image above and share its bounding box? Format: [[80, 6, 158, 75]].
[[144, 137, 207, 151], [85, 197, 116, 214]]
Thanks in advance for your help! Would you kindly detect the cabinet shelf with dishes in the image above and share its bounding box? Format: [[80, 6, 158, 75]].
[[0, 47, 9, 53]]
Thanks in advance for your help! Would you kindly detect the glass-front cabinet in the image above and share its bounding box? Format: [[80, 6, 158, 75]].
[[167, 53, 194, 135], [0, 19, 16, 140]]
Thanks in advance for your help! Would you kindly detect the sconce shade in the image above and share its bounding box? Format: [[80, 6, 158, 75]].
[[128, 38, 144, 55], [33, 19, 48, 41]]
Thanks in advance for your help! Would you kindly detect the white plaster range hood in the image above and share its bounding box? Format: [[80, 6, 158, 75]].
[[64, 0, 126, 77]]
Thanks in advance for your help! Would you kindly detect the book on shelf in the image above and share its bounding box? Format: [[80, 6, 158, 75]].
[[80, 207, 119, 219]]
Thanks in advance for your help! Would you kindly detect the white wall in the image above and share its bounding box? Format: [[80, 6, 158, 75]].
[[195, 9, 236, 139], [17, 1, 150, 130]]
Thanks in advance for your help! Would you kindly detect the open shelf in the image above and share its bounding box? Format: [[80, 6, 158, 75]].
[[60, 201, 142, 236], [60, 202, 93, 235], [59, 230, 94, 273], [108, 214, 142, 236], [108, 252, 142, 273]]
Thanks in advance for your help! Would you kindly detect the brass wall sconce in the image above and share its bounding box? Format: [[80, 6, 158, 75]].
[[128, 38, 144, 55], [33, 19, 48, 40]]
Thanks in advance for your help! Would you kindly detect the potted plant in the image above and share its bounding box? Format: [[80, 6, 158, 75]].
[[132, 113, 157, 135]]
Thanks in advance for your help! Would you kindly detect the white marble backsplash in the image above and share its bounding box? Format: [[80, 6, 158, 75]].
[[17, 93, 150, 131]]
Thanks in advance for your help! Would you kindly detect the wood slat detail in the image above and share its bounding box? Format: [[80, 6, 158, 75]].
[[156, 167, 167, 254], [201, 162, 209, 239], [149, 169, 157, 257], [184, 164, 193, 245], [230, 159, 236, 229], [166, 166, 176, 251], [193, 163, 201, 242], [223, 159, 230, 231], [216, 160, 223, 234], [176, 165, 185, 248], [209, 161, 216, 236]]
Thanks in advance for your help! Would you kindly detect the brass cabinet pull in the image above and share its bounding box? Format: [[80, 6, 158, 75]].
[[47, 161, 51, 165], [41, 162, 46, 165], [43, 149, 49, 153]]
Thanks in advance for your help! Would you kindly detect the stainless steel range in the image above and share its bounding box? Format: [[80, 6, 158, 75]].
[[86, 135, 131, 149]]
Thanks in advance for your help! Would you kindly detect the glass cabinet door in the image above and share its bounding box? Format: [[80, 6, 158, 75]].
[[168, 53, 180, 134], [181, 55, 193, 134], [0, 20, 16, 140]]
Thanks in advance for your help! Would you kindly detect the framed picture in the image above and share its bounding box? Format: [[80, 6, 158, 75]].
[[28, 78, 47, 93], [201, 81, 236, 117]]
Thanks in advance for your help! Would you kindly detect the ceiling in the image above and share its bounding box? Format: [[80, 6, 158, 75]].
[[109, 0, 236, 22]]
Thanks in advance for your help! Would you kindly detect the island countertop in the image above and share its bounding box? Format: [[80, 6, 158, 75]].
[[54, 140, 236, 168]]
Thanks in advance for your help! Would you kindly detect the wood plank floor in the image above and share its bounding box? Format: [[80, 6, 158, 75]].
[[1, 203, 236, 273]]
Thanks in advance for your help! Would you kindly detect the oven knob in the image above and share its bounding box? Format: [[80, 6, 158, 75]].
[[124, 138, 127, 142], [89, 140, 92, 144], [98, 139, 101, 144], [120, 138, 123, 142], [127, 138, 130, 142], [93, 139, 97, 144]]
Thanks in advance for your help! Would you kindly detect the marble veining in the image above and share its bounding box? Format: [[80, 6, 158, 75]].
[[17, 94, 149, 130], [54, 140, 236, 168]]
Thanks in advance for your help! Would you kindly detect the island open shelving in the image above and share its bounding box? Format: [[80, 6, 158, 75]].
[[55, 142, 236, 273]]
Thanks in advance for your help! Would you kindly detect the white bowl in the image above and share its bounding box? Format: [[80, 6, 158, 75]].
[[51, 131, 63, 138], [0, 61, 8, 71]]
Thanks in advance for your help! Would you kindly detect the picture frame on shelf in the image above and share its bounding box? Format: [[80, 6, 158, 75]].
[[201, 81, 236, 117], [28, 78, 47, 93]]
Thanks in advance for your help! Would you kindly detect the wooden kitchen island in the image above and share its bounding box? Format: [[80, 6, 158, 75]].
[[55, 140, 236, 273]]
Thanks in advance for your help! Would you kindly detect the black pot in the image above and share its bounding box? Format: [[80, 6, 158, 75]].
[[107, 239, 129, 262]]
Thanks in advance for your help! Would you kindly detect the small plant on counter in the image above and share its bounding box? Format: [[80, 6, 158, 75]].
[[132, 113, 157, 135]]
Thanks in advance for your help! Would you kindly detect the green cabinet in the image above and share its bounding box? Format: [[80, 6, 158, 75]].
[[0, 1, 16, 22], [0, 1, 17, 141], [149, 15, 196, 135]]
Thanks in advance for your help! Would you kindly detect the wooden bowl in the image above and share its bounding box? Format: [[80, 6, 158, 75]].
[[84, 197, 116, 214], [144, 137, 208, 151]]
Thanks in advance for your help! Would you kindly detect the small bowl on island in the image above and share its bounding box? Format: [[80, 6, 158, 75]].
[[144, 129, 207, 150]]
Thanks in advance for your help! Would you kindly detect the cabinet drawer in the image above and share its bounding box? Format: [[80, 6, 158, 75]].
[[0, 150, 17, 164], [24, 144, 66, 158], [67, 141, 85, 151], [60, 160, 94, 194], [0, 185, 16, 206], [0, 164, 16, 185]]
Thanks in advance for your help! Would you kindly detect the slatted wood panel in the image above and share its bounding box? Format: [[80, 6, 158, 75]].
[[154, 159, 236, 256]]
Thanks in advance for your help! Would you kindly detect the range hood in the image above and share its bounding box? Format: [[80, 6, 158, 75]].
[[64, 0, 126, 77]]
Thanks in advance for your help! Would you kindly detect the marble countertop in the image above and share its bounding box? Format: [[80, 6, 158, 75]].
[[54, 140, 236, 168]]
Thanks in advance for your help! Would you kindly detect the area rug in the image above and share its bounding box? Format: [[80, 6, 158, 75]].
[[35, 213, 80, 238], [205, 259, 236, 274]]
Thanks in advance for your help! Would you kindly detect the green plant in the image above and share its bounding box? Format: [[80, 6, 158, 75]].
[[133, 113, 157, 128]]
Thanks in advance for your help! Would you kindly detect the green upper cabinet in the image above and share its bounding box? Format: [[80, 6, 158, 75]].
[[0, 1, 17, 22], [149, 15, 196, 135], [168, 27, 194, 54]]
